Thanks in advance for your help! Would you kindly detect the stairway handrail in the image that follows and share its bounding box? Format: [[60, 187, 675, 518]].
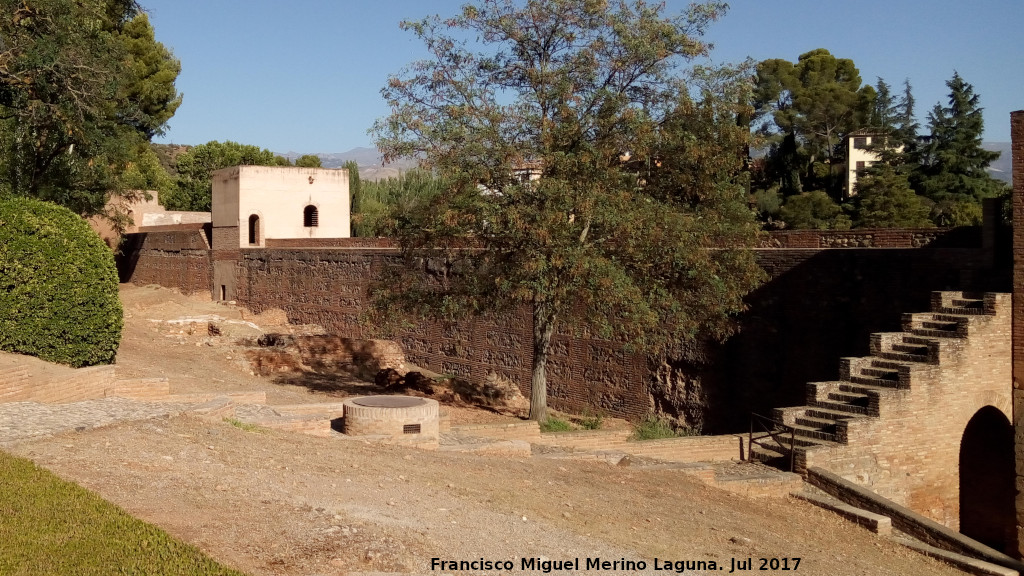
[[749, 412, 795, 472]]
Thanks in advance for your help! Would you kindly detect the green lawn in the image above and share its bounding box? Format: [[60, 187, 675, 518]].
[[0, 450, 247, 575]]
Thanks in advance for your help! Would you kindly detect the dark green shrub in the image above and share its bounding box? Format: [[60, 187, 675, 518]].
[[539, 416, 572, 433], [0, 196, 122, 366]]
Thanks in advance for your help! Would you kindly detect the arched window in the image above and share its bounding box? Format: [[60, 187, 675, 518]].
[[303, 205, 319, 227], [248, 214, 260, 245]]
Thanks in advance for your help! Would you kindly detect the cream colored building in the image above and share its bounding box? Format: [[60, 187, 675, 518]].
[[846, 130, 898, 197], [211, 165, 350, 248]]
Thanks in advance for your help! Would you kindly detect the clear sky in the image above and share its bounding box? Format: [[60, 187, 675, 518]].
[[144, 0, 1024, 154]]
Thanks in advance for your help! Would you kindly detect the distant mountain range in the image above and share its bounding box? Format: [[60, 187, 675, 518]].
[[983, 142, 1012, 183], [278, 147, 418, 181]]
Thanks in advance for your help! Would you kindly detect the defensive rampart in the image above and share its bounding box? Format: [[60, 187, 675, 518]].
[[119, 223, 1007, 431]]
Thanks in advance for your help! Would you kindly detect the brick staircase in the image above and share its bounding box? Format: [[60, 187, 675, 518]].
[[752, 291, 1008, 474]]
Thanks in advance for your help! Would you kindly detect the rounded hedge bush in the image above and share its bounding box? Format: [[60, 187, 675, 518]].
[[0, 196, 123, 367]]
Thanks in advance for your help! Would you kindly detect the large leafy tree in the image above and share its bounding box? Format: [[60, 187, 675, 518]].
[[0, 0, 181, 215], [753, 49, 872, 198], [162, 141, 285, 211], [914, 73, 1005, 225], [373, 0, 764, 422]]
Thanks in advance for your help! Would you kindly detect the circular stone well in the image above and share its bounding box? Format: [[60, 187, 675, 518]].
[[342, 395, 439, 441]]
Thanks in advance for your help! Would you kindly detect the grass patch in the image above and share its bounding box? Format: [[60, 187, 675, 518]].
[[540, 416, 573, 432], [223, 417, 263, 432], [0, 450, 245, 575], [630, 416, 696, 440]]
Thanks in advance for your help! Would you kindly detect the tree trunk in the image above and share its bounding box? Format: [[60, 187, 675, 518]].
[[529, 299, 555, 422]]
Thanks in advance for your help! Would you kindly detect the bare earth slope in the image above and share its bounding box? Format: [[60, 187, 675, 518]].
[[4, 285, 968, 576]]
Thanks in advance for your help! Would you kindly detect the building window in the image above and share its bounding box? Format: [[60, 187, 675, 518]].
[[248, 214, 260, 245], [854, 136, 868, 149], [855, 161, 866, 171], [303, 205, 319, 227]]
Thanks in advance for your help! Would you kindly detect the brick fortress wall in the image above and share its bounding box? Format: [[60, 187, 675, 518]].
[[1010, 109, 1024, 557], [120, 225, 1007, 430], [117, 224, 211, 295]]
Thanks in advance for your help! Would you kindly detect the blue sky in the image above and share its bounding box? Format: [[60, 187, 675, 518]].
[[145, 0, 1024, 154]]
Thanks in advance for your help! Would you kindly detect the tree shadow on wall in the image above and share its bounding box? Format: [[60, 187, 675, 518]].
[[115, 233, 146, 282]]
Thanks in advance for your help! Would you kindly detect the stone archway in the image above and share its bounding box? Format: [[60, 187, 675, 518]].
[[960, 405, 1015, 553]]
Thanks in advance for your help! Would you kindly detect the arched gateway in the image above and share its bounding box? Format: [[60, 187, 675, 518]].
[[960, 405, 1015, 553]]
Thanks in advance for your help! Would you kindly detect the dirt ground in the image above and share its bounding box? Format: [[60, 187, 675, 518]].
[[5, 285, 971, 575]]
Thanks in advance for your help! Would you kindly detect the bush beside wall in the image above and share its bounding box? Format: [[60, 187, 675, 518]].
[[0, 196, 122, 367]]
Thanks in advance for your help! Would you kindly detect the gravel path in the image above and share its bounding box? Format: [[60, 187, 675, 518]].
[[0, 398, 194, 444]]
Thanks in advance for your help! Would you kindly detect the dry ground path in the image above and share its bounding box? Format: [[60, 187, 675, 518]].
[[0, 285, 972, 575]]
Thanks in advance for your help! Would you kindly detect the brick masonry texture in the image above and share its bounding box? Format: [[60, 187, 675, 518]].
[[1011, 110, 1024, 557], [118, 226, 212, 295], [342, 397, 440, 442], [762, 227, 982, 249], [0, 365, 115, 403], [786, 294, 1011, 532]]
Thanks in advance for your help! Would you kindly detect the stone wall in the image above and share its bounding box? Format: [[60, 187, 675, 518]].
[[1010, 109, 1024, 557], [118, 225, 211, 295], [762, 227, 981, 249], [120, 223, 1006, 430], [231, 247, 652, 420]]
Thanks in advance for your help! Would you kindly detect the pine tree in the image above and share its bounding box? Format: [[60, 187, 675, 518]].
[[915, 73, 1005, 225], [896, 79, 919, 149], [854, 162, 931, 228], [869, 78, 899, 130]]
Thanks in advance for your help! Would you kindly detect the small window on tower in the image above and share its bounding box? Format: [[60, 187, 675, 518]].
[[248, 214, 260, 245], [303, 205, 318, 227], [853, 136, 868, 149]]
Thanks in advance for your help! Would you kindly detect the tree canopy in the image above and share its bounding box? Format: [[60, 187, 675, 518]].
[[0, 0, 182, 215], [753, 49, 873, 198], [161, 140, 288, 211], [294, 154, 322, 168], [373, 0, 764, 422], [913, 73, 1005, 225]]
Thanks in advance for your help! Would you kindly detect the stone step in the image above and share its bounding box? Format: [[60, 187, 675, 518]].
[[792, 423, 837, 443], [846, 375, 902, 389], [795, 415, 839, 429], [827, 391, 870, 405], [748, 443, 790, 467], [931, 313, 974, 323], [776, 434, 838, 450], [807, 402, 867, 418], [838, 382, 894, 396], [921, 320, 958, 331], [860, 367, 898, 379], [901, 335, 938, 346], [910, 328, 959, 339], [891, 342, 928, 354], [935, 306, 986, 315], [951, 297, 984, 306], [876, 351, 929, 363], [869, 358, 915, 370]]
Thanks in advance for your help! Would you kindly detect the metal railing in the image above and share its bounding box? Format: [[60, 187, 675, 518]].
[[749, 412, 795, 472]]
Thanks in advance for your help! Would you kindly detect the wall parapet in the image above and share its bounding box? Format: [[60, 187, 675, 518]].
[[762, 226, 981, 249], [265, 237, 400, 249]]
